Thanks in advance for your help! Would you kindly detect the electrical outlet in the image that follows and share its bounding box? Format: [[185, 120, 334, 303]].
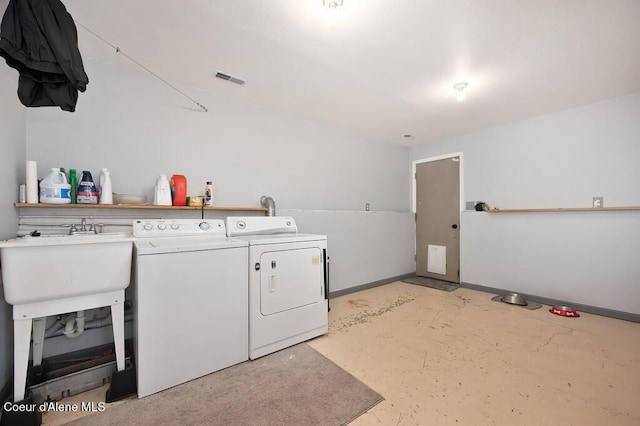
[[592, 197, 604, 208], [465, 201, 476, 210], [365, 203, 370, 211]]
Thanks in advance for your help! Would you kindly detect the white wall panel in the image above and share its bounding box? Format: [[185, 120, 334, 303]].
[[284, 210, 415, 292], [0, 62, 26, 391], [26, 60, 410, 213], [412, 93, 640, 313]]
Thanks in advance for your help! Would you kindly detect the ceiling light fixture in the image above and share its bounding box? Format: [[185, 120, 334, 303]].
[[323, 0, 344, 24], [453, 82, 468, 101]]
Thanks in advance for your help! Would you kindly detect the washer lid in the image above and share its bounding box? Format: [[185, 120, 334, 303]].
[[135, 236, 247, 254]]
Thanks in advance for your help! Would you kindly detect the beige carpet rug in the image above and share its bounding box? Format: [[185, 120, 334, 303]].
[[69, 343, 383, 426]]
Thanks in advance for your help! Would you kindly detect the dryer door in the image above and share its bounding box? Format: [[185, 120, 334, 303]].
[[260, 247, 323, 315]]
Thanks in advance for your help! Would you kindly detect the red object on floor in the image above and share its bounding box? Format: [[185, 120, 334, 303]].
[[550, 306, 580, 317]]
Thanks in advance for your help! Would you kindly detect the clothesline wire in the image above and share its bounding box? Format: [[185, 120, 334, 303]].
[[75, 21, 208, 112]]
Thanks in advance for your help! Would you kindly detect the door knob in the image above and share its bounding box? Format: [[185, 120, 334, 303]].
[[451, 224, 458, 229]]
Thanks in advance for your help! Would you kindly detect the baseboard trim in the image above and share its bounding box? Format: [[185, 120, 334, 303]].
[[461, 282, 640, 323], [329, 273, 415, 299]]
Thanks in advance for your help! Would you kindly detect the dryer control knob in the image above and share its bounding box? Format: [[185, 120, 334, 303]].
[[171, 223, 180, 230], [158, 223, 166, 230], [143, 223, 153, 231], [199, 221, 210, 231]]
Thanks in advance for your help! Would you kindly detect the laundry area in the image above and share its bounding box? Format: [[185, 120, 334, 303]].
[[1, 1, 640, 425]]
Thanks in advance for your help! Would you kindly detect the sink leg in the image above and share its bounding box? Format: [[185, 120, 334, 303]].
[[32, 317, 46, 367], [13, 318, 32, 402], [111, 301, 125, 371]]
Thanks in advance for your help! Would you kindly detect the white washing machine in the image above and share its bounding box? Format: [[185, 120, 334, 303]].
[[133, 219, 248, 397], [226, 216, 328, 359]]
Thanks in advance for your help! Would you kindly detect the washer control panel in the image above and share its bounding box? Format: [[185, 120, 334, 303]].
[[225, 216, 297, 236], [134, 219, 225, 237]]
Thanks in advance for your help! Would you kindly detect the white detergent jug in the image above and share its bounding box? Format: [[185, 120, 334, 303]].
[[99, 168, 113, 205], [154, 174, 172, 206], [39, 168, 71, 204]]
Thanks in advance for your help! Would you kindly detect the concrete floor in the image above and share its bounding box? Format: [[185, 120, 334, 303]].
[[42, 282, 640, 425]]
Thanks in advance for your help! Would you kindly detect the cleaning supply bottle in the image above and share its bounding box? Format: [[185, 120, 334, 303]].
[[170, 174, 187, 206], [204, 181, 213, 207], [154, 174, 172, 206], [69, 169, 77, 204], [39, 168, 71, 204], [99, 168, 113, 204], [77, 170, 98, 204]]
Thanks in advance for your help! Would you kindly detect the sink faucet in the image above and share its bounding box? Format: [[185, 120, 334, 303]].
[[70, 218, 97, 235]]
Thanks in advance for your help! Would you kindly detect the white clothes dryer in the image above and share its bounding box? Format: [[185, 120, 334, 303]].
[[133, 219, 248, 397], [226, 216, 329, 359]]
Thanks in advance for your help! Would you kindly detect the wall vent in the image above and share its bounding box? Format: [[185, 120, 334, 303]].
[[214, 71, 245, 85]]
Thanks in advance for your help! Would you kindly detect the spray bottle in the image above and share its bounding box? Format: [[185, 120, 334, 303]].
[[99, 168, 113, 204]]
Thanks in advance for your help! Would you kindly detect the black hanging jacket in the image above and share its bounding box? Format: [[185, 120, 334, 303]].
[[0, 0, 89, 112]]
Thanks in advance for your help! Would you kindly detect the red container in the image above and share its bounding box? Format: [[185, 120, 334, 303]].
[[170, 174, 187, 206]]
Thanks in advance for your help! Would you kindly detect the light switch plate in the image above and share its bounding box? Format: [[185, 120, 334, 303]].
[[592, 197, 604, 208]]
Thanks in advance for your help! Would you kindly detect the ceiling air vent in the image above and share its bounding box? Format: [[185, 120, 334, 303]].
[[214, 71, 245, 85]]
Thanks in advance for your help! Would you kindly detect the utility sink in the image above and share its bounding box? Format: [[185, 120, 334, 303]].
[[1, 232, 134, 403], [0, 233, 134, 305]]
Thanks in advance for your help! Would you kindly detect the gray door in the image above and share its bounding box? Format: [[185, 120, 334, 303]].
[[415, 157, 460, 283]]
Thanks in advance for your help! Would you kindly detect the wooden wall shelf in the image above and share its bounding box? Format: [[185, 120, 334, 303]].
[[487, 207, 640, 213], [15, 203, 268, 212]]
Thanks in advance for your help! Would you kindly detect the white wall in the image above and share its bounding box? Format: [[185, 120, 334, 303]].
[[461, 211, 640, 314], [411, 93, 640, 313], [0, 64, 26, 392], [25, 59, 414, 288], [284, 210, 415, 292], [27, 60, 410, 212]]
